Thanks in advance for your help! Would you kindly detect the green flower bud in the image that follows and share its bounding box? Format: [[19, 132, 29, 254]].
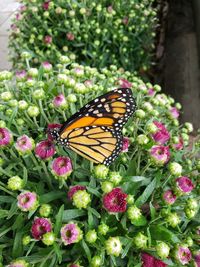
[[93, 164, 109, 180], [72, 190, 91, 209], [184, 122, 193, 133], [59, 55, 70, 64], [80, 7, 86, 14], [7, 176, 24, 191], [86, 229, 97, 243], [186, 198, 198, 210], [133, 232, 148, 248], [33, 89, 45, 100], [143, 102, 153, 112], [21, 51, 32, 60], [166, 212, 180, 227], [127, 205, 141, 220], [127, 195, 134, 204], [42, 232, 55, 246], [57, 74, 68, 84], [26, 79, 36, 87], [172, 136, 180, 144], [109, 172, 122, 185], [146, 122, 157, 133], [185, 236, 193, 247], [27, 105, 40, 117], [156, 242, 170, 259], [9, 259, 29, 267], [135, 109, 146, 119], [98, 223, 109, 235], [137, 134, 149, 145], [16, 118, 25, 126], [105, 236, 122, 257], [0, 70, 12, 81], [185, 207, 197, 219], [90, 255, 102, 267], [39, 204, 52, 217], [169, 162, 182, 176], [8, 99, 18, 107], [1, 91, 12, 101], [74, 83, 87, 94], [0, 120, 6, 128], [67, 94, 77, 103], [22, 235, 31, 246], [6, 109, 13, 116], [154, 84, 161, 92], [101, 181, 113, 193], [28, 68, 38, 77], [175, 103, 182, 109], [69, 10, 75, 17]]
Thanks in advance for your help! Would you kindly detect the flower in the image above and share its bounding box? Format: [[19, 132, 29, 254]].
[[27, 105, 40, 117], [17, 191, 38, 211], [156, 242, 170, 259], [148, 88, 156, 96], [118, 78, 132, 88], [39, 204, 52, 217], [35, 140, 55, 160], [8, 259, 29, 267], [194, 251, 200, 267], [16, 70, 26, 81], [174, 246, 192, 265], [15, 135, 35, 154], [122, 137, 130, 152], [163, 190, 177, 205], [68, 185, 86, 200], [150, 145, 170, 165], [176, 176, 194, 194], [105, 236, 122, 257], [53, 94, 67, 108], [44, 35, 52, 44], [0, 128, 12, 147], [91, 255, 102, 267], [42, 1, 50, 10], [47, 123, 62, 141], [72, 190, 91, 209], [103, 188, 127, 213], [31, 218, 52, 240], [98, 223, 109, 235], [166, 212, 180, 227], [141, 252, 167, 267], [109, 172, 122, 185], [169, 162, 182, 176], [51, 156, 73, 180], [93, 164, 109, 179], [172, 136, 183, 150], [169, 107, 180, 119], [60, 223, 82, 245], [66, 32, 75, 41], [7, 176, 24, 191], [152, 121, 170, 144], [42, 61, 52, 72], [42, 232, 55, 246], [85, 229, 97, 243], [101, 181, 113, 193], [134, 232, 148, 248]]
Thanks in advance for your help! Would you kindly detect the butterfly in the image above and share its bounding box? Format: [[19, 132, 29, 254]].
[[49, 88, 136, 166]]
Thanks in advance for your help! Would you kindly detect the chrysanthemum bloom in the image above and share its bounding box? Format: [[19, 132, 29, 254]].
[[72, 190, 91, 209], [174, 246, 192, 265], [42, 0, 50, 10], [51, 156, 72, 180], [122, 137, 130, 152], [16, 70, 26, 81], [17, 191, 38, 211], [152, 121, 170, 144], [150, 145, 170, 165], [15, 13, 22, 21], [169, 107, 180, 119], [47, 123, 62, 141], [31, 217, 52, 240], [118, 78, 132, 88], [60, 223, 82, 245], [141, 252, 167, 267], [0, 127, 12, 147], [68, 185, 86, 200], [66, 32, 75, 41], [194, 251, 200, 267], [148, 88, 156, 96], [8, 259, 30, 267], [169, 162, 182, 176], [35, 140, 55, 160], [44, 35, 52, 44], [176, 176, 194, 194], [15, 135, 35, 155], [172, 136, 183, 150], [163, 190, 177, 205], [105, 236, 122, 257], [42, 61, 52, 72], [103, 188, 127, 213], [53, 94, 67, 109]]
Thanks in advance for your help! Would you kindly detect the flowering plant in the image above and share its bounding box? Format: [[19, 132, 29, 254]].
[[9, 0, 157, 72], [0, 57, 199, 266]]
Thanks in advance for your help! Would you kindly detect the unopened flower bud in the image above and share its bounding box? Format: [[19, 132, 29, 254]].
[[72, 190, 91, 209], [42, 232, 55, 246], [169, 162, 182, 176], [98, 223, 109, 235], [101, 181, 113, 193], [33, 89, 45, 100], [27, 105, 40, 117], [105, 236, 122, 257], [28, 68, 38, 77], [1, 91, 12, 101], [135, 109, 146, 119], [156, 242, 170, 259], [86, 229, 97, 243], [7, 176, 24, 191], [137, 134, 149, 145], [39, 204, 52, 217], [22, 235, 31, 246], [133, 232, 148, 248], [93, 164, 109, 180]]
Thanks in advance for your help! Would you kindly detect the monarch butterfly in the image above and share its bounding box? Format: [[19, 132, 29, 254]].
[[49, 88, 136, 166]]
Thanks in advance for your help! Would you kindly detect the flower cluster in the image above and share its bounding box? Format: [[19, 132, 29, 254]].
[[0, 60, 199, 266], [9, 0, 157, 71]]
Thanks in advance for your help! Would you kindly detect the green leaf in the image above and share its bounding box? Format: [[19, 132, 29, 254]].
[[131, 215, 147, 226], [121, 239, 133, 258], [0, 210, 8, 219], [22, 167, 28, 185], [125, 176, 148, 182], [86, 186, 101, 198], [135, 178, 157, 207], [81, 239, 91, 261], [150, 225, 180, 243], [12, 231, 23, 258], [7, 201, 18, 219], [88, 207, 101, 218], [62, 209, 86, 222], [54, 205, 64, 236], [53, 243, 62, 264], [149, 202, 156, 220], [126, 159, 137, 176], [40, 191, 66, 203]]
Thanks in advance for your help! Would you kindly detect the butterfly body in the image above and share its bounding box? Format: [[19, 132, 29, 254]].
[[50, 88, 136, 166]]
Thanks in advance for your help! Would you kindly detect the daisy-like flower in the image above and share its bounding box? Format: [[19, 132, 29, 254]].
[[16, 70, 26, 81], [47, 123, 62, 141], [172, 136, 183, 150], [42, 61, 52, 72], [141, 252, 167, 267], [122, 137, 130, 152], [60, 223, 83, 245], [51, 156, 73, 180], [174, 246, 192, 265], [152, 121, 170, 144], [8, 259, 29, 267], [169, 107, 180, 119], [176, 176, 194, 194], [105, 236, 122, 257], [103, 188, 127, 213], [31, 217, 52, 240], [163, 190, 177, 205], [148, 88, 156, 96], [53, 94, 67, 109], [68, 185, 86, 200], [118, 78, 132, 88], [44, 35, 52, 44], [0, 127, 12, 147], [15, 135, 35, 155], [35, 140, 55, 160], [150, 145, 170, 166], [17, 191, 38, 211]]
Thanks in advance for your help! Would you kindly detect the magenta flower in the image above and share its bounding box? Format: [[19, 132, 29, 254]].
[[16, 13, 22, 21], [152, 121, 170, 144], [20, 5, 27, 12], [103, 188, 127, 213], [169, 107, 179, 119], [17, 191, 38, 211], [194, 251, 200, 267], [16, 70, 26, 81], [60, 223, 82, 245], [150, 145, 170, 165], [163, 190, 177, 205], [141, 252, 168, 267], [122, 16, 129, 25], [51, 156, 73, 179], [118, 78, 132, 88], [122, 137, 130, 152], [35, 140, 55, 160], [68, 185, 86, 200], [44, 35, 52, 44], [31, 217, 52, 240], [172, 137, 183, 150], [42, 61, 52, 72], [47, 123, 62, 141], [148, 88, 156, 96], [0, 128, 12, 147], [53, 94, 66, 108], [42, 1, 50, 10], [84, 79, 93, 87], [66, 32, 75, 41], [175, 246, 192, 265], [176, 176, 194, 194], [15, 135, 34, 154]]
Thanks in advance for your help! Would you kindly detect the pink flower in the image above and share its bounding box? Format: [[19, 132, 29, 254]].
[[103, 188, 127, 213], [51, 156, 73, 178], [169, 107, 179, 119], [31, 217, 52, 240], [53, 94, 66, 108], [20, 5, 27, 12], [0, 128, 12, 147], [152, 121, 170, 144], [148, 88, 156, 96], [44, 35, 52, 44], [172, 137, 183, 150], [118, 78, 132, 88], [107, 5, 113, 13], [35, 140, 55, 160], [47, 123, 62, 141], [150, 145, 170, 165], [66, 32, 75, 41], [16, 70, 26, 81], [122, 137, 130, 152], [42, 61, 52, 72], [68, 185, 86, 200], [15, 135, 34, 154], [16, 13, 22, 21], [176, 176, 194, 193], [141, 252, 168, 267], [17, 191, 38, 211], [163, 190, 177, 205], [194, 251, 200, 267], [122, 16, 129, 25], [84, 80, 93, 88], [42, 1, 50, 10], [175, 246, 192, 265], [60, 223, 82, 245]]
